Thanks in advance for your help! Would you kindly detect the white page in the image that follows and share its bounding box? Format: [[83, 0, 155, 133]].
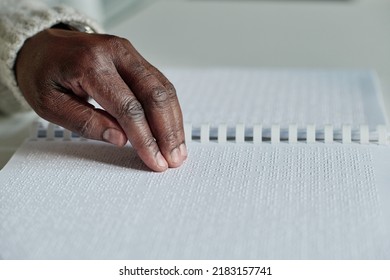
[[164, 68, 388, 138], [1, 139, 389, 259], [1, 68, 389, 259]]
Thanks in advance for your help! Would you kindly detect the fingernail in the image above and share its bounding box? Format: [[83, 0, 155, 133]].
[[156, 152, 168, 169], [103, 128, 124, 146], [171, 147, 181, 164], [179, 143, 188, 158]]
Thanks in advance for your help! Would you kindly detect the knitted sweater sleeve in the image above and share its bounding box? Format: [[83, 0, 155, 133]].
[[0, 0, 103, 115]]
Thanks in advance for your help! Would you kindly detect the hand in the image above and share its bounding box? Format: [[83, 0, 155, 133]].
[[15, 28, 187, 172]]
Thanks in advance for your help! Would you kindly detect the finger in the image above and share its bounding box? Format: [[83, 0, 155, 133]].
[[81, 68, 169, 172], [115, 42, 187, 161], [40, 91, 127, 146], [144, 64, 187, 160], [116, 59, 186, 168]]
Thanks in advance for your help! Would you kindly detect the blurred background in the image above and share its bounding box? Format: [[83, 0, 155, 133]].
[[43, 0, 390, 108]]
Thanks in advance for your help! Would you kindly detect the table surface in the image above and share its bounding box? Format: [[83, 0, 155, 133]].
[[1, 0, 390, 169]]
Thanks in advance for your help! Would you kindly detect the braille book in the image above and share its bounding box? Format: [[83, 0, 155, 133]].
[[1, 69, 389, 259]]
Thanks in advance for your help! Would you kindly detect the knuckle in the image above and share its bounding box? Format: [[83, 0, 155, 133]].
[[142, 137, 157, 149], [147, 65, 177, 100], [117, 97, 145, 120], [162, 129, 178, 146], [106, 35, 134, 59], [139, 136, 159, 157], [132, 63, 148, 80], [106, 35, 129, 49], [149, 87, 169, 108], [165, 83, 178, 100], [77, 45, 103, 65]]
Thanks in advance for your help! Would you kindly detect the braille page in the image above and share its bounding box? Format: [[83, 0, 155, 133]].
[[1, 140, 389, 259], [164, 68, 388, 137]]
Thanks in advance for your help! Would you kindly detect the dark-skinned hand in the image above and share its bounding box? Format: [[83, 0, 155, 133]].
[[15, 28, 187, 172]]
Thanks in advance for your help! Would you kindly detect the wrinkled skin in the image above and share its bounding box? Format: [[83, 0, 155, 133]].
[[15, 28, 187, 172]]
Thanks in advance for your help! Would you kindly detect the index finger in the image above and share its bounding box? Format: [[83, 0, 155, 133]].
[[116, 59, 187, 168], [83, 67, 170, 172], [116, 42, 186, 155]]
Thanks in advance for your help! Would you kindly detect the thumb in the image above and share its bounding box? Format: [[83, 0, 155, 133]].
[[43, 91, 128, 146]]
